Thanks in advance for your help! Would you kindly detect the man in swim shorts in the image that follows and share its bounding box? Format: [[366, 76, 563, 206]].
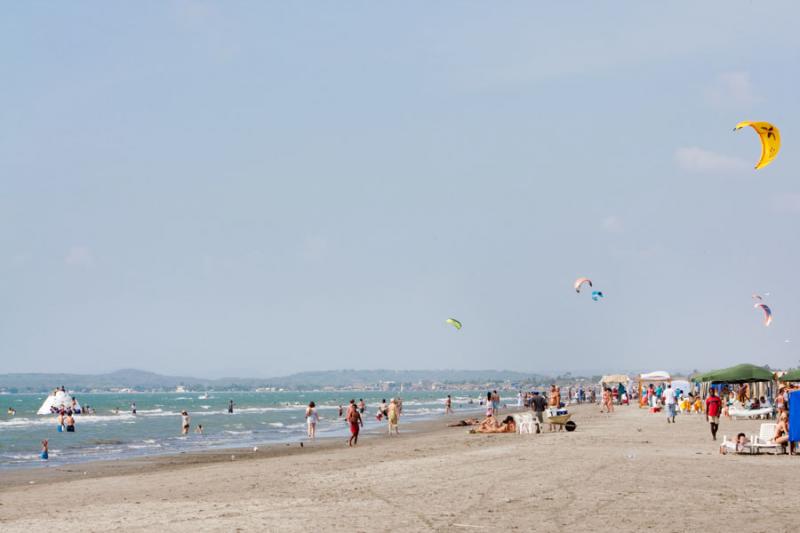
[[348, 405, 363, 447]]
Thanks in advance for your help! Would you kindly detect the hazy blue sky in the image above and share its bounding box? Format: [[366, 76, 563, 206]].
[[2, 1, 799, 377]]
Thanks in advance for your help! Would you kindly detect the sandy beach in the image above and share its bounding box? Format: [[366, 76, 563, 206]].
[[2, 404, 797, 532]]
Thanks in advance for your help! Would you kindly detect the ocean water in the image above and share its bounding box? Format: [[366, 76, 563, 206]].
[[0, 391, 487, 469]]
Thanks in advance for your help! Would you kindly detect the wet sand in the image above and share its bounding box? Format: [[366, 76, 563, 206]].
[[1, 404, 798, 532]]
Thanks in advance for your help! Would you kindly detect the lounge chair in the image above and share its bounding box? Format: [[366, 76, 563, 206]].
[[729, 406, 774, 420], [750, 423, 784, 455], [720, 435, 753, 455]]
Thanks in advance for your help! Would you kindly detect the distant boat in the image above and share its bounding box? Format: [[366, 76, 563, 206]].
[[37, 390, 80, 415]]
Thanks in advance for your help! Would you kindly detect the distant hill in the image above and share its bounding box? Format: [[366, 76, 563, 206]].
[[261, 369, 548, 388], [0, 368, 550, 392]]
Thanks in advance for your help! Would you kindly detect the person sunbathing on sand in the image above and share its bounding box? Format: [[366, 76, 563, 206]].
[[469, 415, 516, 434], [448, 418, 481, 427], [720, 433, 749, 454]]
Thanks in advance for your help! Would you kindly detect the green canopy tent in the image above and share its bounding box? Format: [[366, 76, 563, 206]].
[[779, 368, 800, 382], [696, 363, 774, 384], [696, 363, 775, 400]]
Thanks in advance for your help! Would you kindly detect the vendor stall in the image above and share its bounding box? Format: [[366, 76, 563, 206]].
[[637, 371, 671, 408]]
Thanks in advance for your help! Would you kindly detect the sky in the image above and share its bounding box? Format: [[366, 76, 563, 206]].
[[2, 1, 800, 378]]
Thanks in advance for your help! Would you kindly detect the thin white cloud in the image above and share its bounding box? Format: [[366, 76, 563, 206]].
[[602, 215, 624, 233], [772, 193, 800, 214], [674, 147, 749, 174], [65, 246, 95, 268], [704, 71, 761, 108]]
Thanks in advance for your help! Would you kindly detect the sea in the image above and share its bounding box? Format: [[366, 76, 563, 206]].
[[0, 390, 488, 469]]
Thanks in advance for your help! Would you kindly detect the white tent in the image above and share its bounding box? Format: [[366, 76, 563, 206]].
[[637, 371, 671, 408], [639, 371, 671, 381], [37, 390, 80, 415], [671, 380, 692, 396]]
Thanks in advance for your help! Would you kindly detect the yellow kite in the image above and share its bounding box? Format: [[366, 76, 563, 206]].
[[734, 121, 781, 170]]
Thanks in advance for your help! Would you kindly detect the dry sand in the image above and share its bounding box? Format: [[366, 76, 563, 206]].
[[1, 404, 798, 532]]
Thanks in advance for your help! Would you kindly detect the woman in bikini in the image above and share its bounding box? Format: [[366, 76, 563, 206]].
[[470, 415, 516, 434], [774, 412, 789, 449]]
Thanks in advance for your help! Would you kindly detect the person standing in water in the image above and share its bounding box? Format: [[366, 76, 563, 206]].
[[181, 410, 190, 435], [358, 399, 366, 414], [40, 439, 49, 460], [305, 401, 319, 439], [445, 395, 453, 415], [131, 402, 136, 415], [228, 400, 234, 414], [56, 411, 65, 432], [65, 412, 76, 432], [338, 404, 343, 418]]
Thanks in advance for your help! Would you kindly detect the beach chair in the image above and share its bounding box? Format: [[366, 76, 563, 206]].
[[518, 413, 536, 435], [720, 435, 753, 455], [750, 423, 783, 455]]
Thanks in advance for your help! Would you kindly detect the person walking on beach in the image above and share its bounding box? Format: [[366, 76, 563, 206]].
[[548, 385, 561, 431], [600, 388, 608, 413], [347, 404, 363, 447], [705, 389, 722, 440], [181, 410, 190, 435], [305, 401, 319, 439], [388, 398, 400, 436], [531, 392, 546, 433], [228, 400, 234, 414], [663, 384, 677, 423], [445, 395, 453, 415]]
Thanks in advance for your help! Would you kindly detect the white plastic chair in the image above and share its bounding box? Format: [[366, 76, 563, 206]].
[[750, 423, 782, 454], [518, 413, 536, 434]]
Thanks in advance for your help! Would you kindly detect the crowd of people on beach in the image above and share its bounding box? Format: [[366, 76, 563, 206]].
[[30, 381, 796, 462], [303, 397, 404, 446]]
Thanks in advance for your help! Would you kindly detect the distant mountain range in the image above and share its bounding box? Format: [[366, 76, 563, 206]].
[[0, 368, 555, 392]]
